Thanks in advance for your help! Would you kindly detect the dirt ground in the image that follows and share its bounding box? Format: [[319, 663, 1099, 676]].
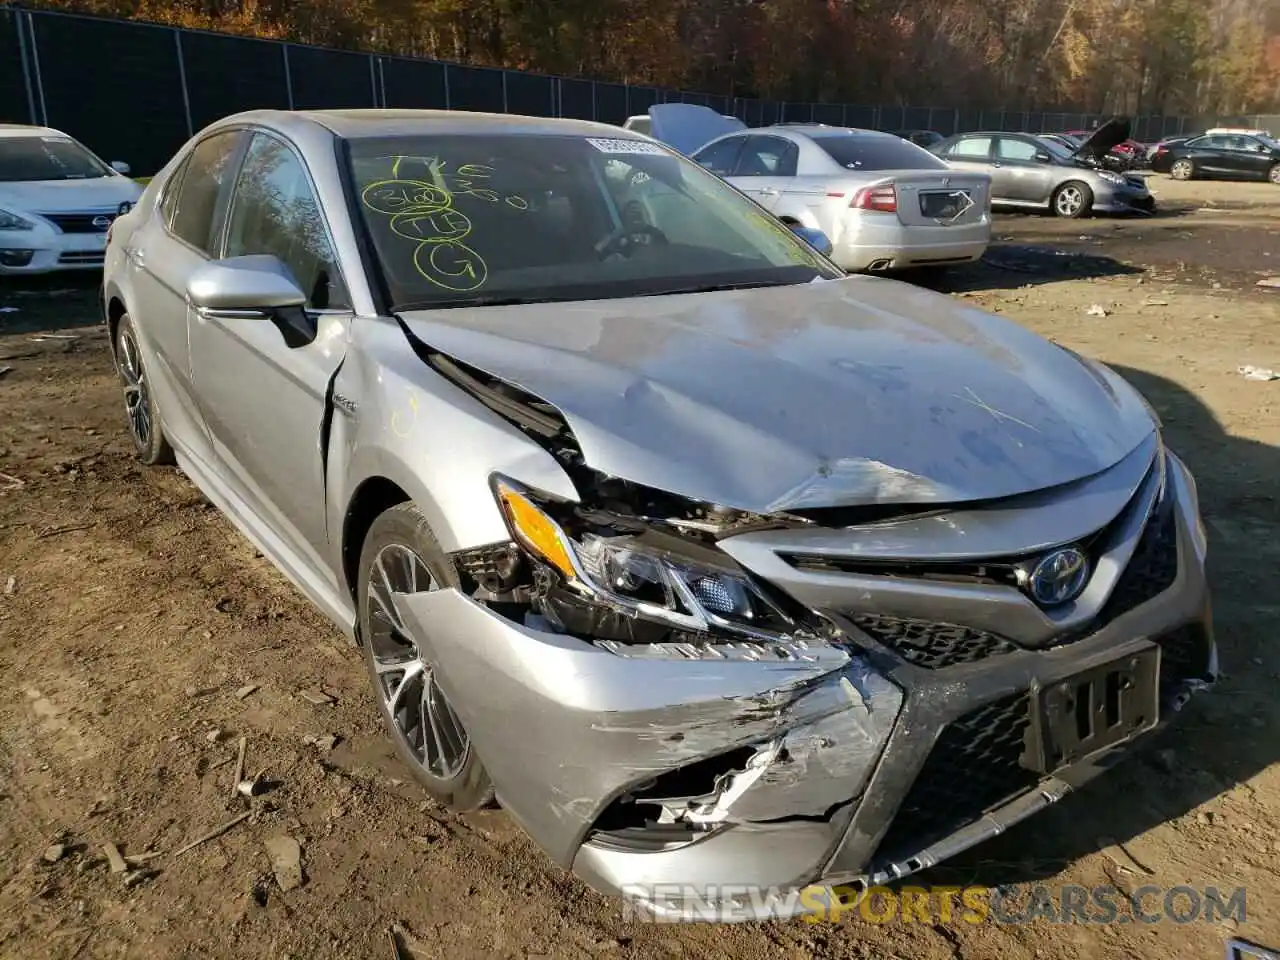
[[1, 174, 1279, 960]]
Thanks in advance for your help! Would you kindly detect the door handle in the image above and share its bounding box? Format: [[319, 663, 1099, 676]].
[[759, 188, 780, 196]]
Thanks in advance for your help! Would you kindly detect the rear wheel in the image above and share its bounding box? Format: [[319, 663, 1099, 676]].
[[1170, 159, 1195, 181], [357, 502, 493, 810], [1268, 163, 1280, 185], [1051, 181, 1093, 219], [114, 313, 174, 466]]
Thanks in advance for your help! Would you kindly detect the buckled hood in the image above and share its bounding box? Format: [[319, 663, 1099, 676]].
[[399, 277, 1157, 514]]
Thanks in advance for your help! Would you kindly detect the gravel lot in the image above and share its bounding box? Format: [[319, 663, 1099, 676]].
[[1, 174, 1279, 960]]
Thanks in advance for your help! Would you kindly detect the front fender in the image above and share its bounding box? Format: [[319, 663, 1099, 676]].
[[326, 315, 580, 568]]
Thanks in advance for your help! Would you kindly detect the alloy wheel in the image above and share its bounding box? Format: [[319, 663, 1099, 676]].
[[1171, 160, 1193, 181], [1269, 165, 1280, 185], [365, 543, 470, 779], [1055, 185, 1084, 217], [117, 327, 153, 450]]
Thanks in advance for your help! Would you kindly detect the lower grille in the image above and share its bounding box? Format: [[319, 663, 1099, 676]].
[[58, 251, 104, 265], [1154, 624, 1213, 697], [850, 614, 1018, 670], [873, 692, 1039, 859], [42, 212, 114, 234]]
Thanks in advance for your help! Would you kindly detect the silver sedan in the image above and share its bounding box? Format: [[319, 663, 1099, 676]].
[[102, 108, 1214, 922], [933, 129, 1155, 218]]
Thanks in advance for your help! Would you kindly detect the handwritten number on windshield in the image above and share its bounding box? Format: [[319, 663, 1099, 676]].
[[361, 178, 487, 291]]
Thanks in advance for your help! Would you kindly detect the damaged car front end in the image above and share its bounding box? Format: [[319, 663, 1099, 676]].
[[105, 110, 1216, 924]]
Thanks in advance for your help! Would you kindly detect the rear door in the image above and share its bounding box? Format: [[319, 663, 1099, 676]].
[[726, 134, 798, 210], [941, 135, 998, 188], [691, 135, 748, 179], [128, 129, 245, 453], [1188, 136, 1230, 176], [993, 136, 1056, 202]]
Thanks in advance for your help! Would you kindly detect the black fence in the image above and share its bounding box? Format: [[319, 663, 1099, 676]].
[[0, 6, 1200, 175]]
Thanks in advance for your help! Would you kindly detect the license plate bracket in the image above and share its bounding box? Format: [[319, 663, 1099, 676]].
[[919, 190, 970, 220], [1024, 648, 1161, 774]]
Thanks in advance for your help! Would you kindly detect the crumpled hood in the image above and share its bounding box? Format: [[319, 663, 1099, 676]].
[[399, 277, 1156, 513], [0, 176, 142, 214]]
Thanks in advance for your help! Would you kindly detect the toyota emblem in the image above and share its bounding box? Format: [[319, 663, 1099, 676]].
[[1027, 546, 1091, 606]]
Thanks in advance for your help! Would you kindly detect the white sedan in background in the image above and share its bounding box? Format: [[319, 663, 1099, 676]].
[[0, 124, 142, 274], [639, 105, 992, 273]]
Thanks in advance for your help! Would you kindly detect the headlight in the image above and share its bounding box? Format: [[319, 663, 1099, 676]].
[[1098, 171, 1125, 185], [492, 475, 837, 657], [0, 208, 35, 231]]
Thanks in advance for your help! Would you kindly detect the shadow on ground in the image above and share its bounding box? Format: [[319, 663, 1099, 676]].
[[913, 363, 1279, 891], [910, 243, 1144, 294], [0, 274, 100, 336]]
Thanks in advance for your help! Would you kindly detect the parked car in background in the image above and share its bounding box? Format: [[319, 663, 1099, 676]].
[[1060, 128, 1146, 170], [891, 130, 945, 149], [1147, 135, 1194, 161], [932, 123, 1154, 218], [640, 105, 992, 272], [0, 123, 142, 274], [1148, 132, 1280, 183], [101, 106, 1215, 922]]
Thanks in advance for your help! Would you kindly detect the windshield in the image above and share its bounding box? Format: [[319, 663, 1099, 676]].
[[1035, 136, 1076, 162], [345, 134, 838, 309], [814, 133, 947, 170], [0, 135, 112, 182]]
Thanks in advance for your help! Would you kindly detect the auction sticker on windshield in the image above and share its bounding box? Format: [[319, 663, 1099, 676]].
[[586, 138, 668, 155]]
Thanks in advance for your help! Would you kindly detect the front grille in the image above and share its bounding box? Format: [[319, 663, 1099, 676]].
[[41, 212, 114, 234], [850, 614, 1018, 670], [874, 692, 1039, 859], [1097, 500, 1178, 626]]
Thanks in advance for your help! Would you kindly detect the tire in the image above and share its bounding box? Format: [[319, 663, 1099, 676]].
[[1051, 181, 1093, 219], [114, 312, 174, 466], [1170, 159, 1194, 181], [1269, 163, 1280, 185], [357, 502, 493, 811]]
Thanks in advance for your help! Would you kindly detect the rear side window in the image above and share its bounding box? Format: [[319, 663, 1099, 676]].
[[948, 137, 993, 159], [170, 131, 241, 255], [693, 136, 747, 175], [816, 134, 947, 170], [733, 136, 798, 177], [158, 156, 190, 228]]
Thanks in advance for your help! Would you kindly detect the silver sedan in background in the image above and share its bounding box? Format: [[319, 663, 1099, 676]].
[[102, 108, 1214, 922], [932, 123, 1154, 218], [640, 105, 992, 273]]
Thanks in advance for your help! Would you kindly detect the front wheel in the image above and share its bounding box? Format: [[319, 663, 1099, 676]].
[[114, 313, 174, 465], [1269, 163, 1280, 185], [1170, 159, 1195, 181], [357, 502, 493, 810], [1051, 181, 1093, 219]]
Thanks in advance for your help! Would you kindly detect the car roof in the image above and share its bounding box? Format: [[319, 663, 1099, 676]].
[[0, 123, 68, 139], [210, 108, 634, 141]]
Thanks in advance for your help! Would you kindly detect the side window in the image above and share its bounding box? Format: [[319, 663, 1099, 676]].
[[997, 138, 1040, 161], [1199, 136, 1229, 150], [224, 132, 347, 310], [158, 156, 190, 228], [693, 136, 746, 175], [170, 131, 241, 255], [734, 136, 797, 177], [949, 137, 992, 159]]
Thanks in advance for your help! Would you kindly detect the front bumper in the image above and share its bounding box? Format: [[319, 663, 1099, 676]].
[[392, 447, 1214, 921], [0, 219, 109, 275], [1093, 183, 1156, 214]]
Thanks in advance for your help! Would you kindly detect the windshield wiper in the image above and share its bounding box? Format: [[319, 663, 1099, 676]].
[[637, 280, 799, 297], [395, 295, 562, 311]]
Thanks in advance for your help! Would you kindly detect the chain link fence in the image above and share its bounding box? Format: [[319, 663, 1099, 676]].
[[1, 6, 1199, 175]]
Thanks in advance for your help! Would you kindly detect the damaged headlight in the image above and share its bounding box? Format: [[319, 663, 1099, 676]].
[[492, 475, 833, 655]]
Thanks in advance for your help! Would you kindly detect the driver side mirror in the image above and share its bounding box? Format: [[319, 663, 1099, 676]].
[[788, 224, 834, 257], [186, 255, 314, 347], [1034, 151, 1052, 163], [110, 160, 131, 175]]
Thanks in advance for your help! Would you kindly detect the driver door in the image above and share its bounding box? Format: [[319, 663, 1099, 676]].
[[994, 136, 1056, 203], [187, 130, 352, 596]]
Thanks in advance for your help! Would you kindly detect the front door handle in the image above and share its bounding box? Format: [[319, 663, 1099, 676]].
[[759, 188, 780, 197]]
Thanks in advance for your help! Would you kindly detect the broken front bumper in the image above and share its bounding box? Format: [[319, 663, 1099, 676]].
[[392, 448, 1215, 921]]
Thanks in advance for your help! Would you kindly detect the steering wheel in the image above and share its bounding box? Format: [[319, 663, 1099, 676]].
[[596, 201, 669, 259]]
